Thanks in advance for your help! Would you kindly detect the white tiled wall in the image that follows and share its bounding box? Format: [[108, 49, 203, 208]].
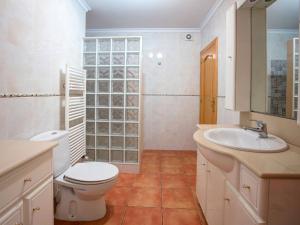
[[0, 0, 86, 139], [87, 31, 201, 150], [200, 0, 240, 124]]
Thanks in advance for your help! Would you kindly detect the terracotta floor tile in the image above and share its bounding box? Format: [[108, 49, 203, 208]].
[[105, 187, 131, 206], [160, 150, 181, 157], [142, 156, 160, 166], [78, 206, 125, 225], [163, 208, 202, 225], [160, 157, 182, 167], [128, 187, 161, 207], [182, 156, 197, 165], [123, 207, 162, 225], [142, 150, 161, 156], [133, 174, 161, 188], [178, 151, 197, 157], [161, 175, 189, 188], [183, 164, 196, 175], [115, 173, 136, 187], [162, 188, 196, 209], [140, 164, 160, 174], [160, 165, 184, 175], [185, 175, 196, 188], [55, 220, 79, 225]]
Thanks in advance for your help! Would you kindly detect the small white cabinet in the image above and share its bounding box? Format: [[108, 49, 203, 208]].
[[196, 152, 207, 212], [0, 150, 54, 225], [224, 182, 266, 225], [24, 179, 53, 225], [196, 150, 225, 225], [206, 163, 225, 225], [0, 202, 23, 225]]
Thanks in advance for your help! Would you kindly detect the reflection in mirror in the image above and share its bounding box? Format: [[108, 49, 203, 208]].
[[251, 0, 299, 120]]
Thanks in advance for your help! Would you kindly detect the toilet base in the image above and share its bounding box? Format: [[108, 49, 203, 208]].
[[55, 185, 106, 221]]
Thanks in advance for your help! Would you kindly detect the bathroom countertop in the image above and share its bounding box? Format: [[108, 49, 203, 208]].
[[194, 124, 300, 178], [0, 140, 57, 177]]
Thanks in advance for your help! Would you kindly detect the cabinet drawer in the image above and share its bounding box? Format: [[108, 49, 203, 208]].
[[0, 151, 52, 212], [240, 165, 260, 209]]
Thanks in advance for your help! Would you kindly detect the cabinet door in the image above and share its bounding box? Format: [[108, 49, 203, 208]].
[[0, 202, 23, 225], [225, 2, 237, 110], [196, 151, 207, 213], [224, 182, 266, 225], [206, 162, 226, 225], [24, 178, 53, 225]]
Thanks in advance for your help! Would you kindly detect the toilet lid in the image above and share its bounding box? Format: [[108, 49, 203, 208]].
[[63, 162, 119, 184]]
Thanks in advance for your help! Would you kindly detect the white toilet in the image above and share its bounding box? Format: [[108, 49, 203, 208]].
[[31, 130, 119, 221]]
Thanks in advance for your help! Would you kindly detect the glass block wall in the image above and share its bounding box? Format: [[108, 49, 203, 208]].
[[293, 38, 299, 119], [83, 37, 142, 164]]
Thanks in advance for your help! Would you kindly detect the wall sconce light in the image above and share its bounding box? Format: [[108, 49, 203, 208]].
[[148, 52, 163, 66], [148, 52, 154, 58], [156, 52, 163, 59]]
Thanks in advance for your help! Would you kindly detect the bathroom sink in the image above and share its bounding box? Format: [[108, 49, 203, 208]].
[[204, 128, 288, 153]]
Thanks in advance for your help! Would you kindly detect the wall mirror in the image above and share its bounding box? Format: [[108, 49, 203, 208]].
[[250, 0, 299, 119]]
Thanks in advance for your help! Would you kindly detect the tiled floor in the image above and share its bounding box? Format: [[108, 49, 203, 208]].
[[55, 150, 207, 225]]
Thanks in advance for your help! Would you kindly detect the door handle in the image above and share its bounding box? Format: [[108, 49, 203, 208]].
[[211, 98, 216, 113]]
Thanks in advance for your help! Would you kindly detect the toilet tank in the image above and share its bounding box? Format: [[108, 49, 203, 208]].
[[31, 130, 70, 177]]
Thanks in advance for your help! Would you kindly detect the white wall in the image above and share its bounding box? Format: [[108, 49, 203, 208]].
[[86, 30, 201, 150], [0, 0, 86, 139], [200, 0, 240, 124]]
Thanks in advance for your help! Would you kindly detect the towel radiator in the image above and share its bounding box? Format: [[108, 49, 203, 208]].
[[65, 65, 86, 165]]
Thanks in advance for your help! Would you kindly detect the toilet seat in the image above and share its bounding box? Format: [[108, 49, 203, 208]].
[[63, 162, 119, 185]]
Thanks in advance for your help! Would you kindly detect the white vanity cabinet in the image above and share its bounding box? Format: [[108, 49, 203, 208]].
[[0, 150, 54, 225], [196, 147, 300, 225]]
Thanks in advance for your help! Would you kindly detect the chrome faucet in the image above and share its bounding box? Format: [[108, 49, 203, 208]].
[[243, 120, 268, 138]]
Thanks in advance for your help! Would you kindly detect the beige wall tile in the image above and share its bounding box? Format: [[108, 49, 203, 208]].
[[0, 0, 86, 139]]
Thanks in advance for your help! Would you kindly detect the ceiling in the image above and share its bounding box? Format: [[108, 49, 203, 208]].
[[267, 0, 299, 30], [85, 0, 218, 29]]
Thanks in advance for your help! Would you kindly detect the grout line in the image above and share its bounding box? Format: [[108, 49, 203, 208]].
[[0, 93, 63, 98], [142, 93, 200, 97]]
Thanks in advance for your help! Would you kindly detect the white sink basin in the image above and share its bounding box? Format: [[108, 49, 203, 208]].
[[204, 128, 288, 153]]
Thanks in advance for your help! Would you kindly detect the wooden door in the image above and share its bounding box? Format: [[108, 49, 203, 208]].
[[200, 38, 218, 124]]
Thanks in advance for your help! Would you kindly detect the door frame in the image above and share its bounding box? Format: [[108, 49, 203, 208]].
[[200, 38, 218, 124]]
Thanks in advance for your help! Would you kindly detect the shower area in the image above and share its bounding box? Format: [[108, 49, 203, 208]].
[[83, 37, 142, 168]]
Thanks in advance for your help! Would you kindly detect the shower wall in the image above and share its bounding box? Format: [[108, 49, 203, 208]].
[[86, 31, 201, 151], [83, 37, 142, 164]]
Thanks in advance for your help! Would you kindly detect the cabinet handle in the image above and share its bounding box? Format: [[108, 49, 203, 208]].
[[206, 169, 211, 173], [242, 184, 251, 190], [24, 178, 32, 183], [224, 198, 230, 202], [201, 163, 206, 166], [33, 207, 40, 212]]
